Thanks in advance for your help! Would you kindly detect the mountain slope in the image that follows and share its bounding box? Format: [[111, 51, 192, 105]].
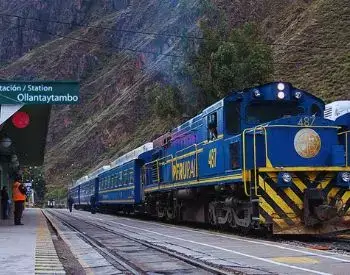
[[0, 0, 201, 187], [0, 0, 348, 190]]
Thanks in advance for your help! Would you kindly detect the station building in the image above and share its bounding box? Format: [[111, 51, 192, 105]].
[[0, 104, 50, 210]]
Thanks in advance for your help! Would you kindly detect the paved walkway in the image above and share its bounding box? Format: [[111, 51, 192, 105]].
[[0, 208, 65, 275]]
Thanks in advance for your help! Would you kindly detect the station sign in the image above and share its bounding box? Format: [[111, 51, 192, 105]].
[[0, 81, 79, 104]]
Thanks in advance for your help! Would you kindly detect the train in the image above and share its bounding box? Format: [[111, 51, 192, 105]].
[[69, 82, 350, 235]]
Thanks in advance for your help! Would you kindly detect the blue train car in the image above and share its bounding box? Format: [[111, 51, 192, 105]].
[[69, 179, 82, 207], [79, 177, 96, 208], [98, 160, 142, 209], [142, 82, 350, 234], [96, 143, 154, 211]]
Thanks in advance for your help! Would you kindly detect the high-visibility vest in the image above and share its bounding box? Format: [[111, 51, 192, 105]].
[[13, 181, 26, 202]]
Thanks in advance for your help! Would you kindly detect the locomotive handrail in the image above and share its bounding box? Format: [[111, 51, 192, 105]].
[[174, 143, 199, 157], [144, 155, 174, 185], [144, 154, 174, 166], [242, 126, 265, 197], [242, 128, 250, 197], [264, 125, 340, 129], [338, 130, 350, 166], [253, 126, 266, 197]]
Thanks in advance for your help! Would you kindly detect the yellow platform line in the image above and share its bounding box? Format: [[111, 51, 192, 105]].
[[35, 211, 65, 275]]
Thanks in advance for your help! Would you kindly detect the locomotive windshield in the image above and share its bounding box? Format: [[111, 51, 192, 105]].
[[246, 102, 304, 124]]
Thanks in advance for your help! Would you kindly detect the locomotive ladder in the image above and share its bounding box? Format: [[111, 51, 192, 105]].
[[242, 126, 266, 224], [339, 130, 350, 167], [242, 126, 266, 197]]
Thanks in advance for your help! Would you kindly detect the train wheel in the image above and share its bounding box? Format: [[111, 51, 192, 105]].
[[166, 207, 176, 222], [227, 209, 236, 229], [157, 206, 166, 219]]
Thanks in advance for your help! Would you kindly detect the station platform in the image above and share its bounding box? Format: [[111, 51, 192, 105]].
[[0, 208, 65, 275]]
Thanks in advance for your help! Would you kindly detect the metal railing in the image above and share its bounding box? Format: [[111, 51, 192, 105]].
[[339, 130, 350, 167], [143, 155, 173, 185]]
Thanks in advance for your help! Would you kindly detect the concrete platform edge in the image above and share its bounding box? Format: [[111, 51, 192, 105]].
[[42, 210, 94, 275]]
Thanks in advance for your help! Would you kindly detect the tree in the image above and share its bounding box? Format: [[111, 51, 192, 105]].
[[187, 22, 274, 106], [148, 83, 183, 119], [22, 166, 47, 205]]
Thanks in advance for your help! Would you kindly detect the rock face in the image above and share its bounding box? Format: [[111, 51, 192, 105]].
[[0, 0, 349, 188], [0, 0, 202, 187]]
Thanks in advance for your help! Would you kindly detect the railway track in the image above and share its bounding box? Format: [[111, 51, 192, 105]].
[[45, 209, 245, 275], [73, 209, 350, 255]]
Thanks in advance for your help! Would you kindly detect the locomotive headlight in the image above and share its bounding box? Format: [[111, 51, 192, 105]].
[[253, 89, 261, 97], [294, 91, 302, 99], [277, 172, 292, 187], [277, 83, 285, 91], [341, 172, 350, 183], [277, 91, 285, 99], [281, 172, 292, 183]]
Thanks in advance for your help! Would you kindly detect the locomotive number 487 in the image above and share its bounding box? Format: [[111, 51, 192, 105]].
[[297, 115, 316, 126]]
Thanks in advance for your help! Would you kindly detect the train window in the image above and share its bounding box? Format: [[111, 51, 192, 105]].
[[225, 101, 240, 134], [246, 102, 304, 124], [311, 104, 323, 116], [230, 142, 240, 169], [207, 112, 218, 140], [113, 175, 117, 188], [124, 171, 128, 185], [130, 171, 134, 184], [117, 173, 121, 186]]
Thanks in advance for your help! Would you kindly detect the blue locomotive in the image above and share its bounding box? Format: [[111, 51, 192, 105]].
[[70, 82, 350, 235]]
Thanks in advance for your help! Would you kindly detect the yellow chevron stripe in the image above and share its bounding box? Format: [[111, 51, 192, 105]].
[[308, 172, 317, 182], [341, 191, 350, 205], [284, 188, 303, 209], [259, 214, 266, 224], [293, 177, 307, 192], [259, 197, 288, 228], [327, 188, 340, 201], [317, 173, 332, 189], [266, 157, 273, 168], [259, 178, 296, 215]]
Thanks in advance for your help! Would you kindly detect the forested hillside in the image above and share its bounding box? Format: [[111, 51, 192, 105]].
[[0, 0, 348, 193]]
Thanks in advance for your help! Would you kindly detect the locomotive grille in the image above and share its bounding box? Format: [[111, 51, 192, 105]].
[[324, 106, 333, 119]]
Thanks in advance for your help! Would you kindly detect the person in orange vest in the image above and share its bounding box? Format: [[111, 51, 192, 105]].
[[12, 175, 26, 225]]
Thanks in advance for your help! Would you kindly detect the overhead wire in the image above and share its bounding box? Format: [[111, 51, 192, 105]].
[[0, 18, 310, 66], [0, 13, 349, 51]]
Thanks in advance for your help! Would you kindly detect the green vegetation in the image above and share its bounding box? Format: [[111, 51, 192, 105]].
[[46, 187, 67, 202], [186, 22, 274, 107], [22, 166, 47, 206], [148, 83, 183, 119]]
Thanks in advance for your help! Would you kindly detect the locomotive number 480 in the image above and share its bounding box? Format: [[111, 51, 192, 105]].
[[297, 116, 316, 126]]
